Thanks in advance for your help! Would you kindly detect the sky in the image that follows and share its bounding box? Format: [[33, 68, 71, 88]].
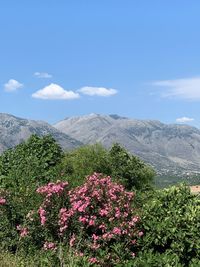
[[1, 1, 200, 126]]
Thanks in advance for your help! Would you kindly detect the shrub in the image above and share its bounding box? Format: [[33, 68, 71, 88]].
[[19, 173, 142, 266], [0, 135, 64, 251], [0, 134, 63, 188], [109, 143, 155, 190], [61, 144, 111, 187], [62, 143, 155, 190], [138, 185, 200, 266]]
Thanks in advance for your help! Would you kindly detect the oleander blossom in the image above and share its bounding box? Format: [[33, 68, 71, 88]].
[[43, 241, 57, 251], [36, 181, 68, 197], [16, 225, 29, 237], [0, 197, 6, 205], [30, 173, 142, 265]]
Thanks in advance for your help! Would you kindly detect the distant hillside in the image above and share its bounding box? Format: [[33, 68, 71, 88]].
[[54, 113, 200, 176], [0, 113, 81, 153]]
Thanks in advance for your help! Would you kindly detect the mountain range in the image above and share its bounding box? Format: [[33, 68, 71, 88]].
[[54, 113, 200, 176], [1, 112, 200, 177], [0, 113, 81, 153]]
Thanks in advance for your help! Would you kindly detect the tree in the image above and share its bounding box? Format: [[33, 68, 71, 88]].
[[0, 135, 64, 238], [61, 144, 111, 187], [0, 134, 63, 189], [109, 143, 155, 190], [61, 143, 155, 190]]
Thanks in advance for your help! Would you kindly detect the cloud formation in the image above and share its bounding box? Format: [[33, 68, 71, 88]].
[[78, 86, 117, 97], [32, 83, 80, 100], [176, 117, 194, 123], [4, 79, 23, 92], [153, 77, 200, 100], [34, 72, 52, 78]]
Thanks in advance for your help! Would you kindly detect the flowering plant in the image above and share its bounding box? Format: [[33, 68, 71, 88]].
[[20, 173, 142, 265]]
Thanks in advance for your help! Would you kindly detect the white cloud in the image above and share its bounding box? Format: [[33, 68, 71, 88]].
[[78, 86, 117, 97], [176, 117, 194, 123], [153, 77, 200, 100], [4, 79, 23, 92], [32, 83, 80, 100], [34, 72, 52, 78]]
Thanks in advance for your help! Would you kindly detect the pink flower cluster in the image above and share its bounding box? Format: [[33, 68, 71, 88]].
[[36, 181, 68, 197], [43, 241, 57, 251], [17, 225, 29, 237], [0, 197, 6, 205], [58, 173, 140, 257], [32, 173, 141, 264], [36, 181, 69, 226]]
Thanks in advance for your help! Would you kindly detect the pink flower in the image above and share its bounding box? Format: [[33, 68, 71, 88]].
[[20, 228, 29, 237], [88, 219, 95, 226], [38, 207, 46, 225], [16, 225, 28, 237], [0, 198, 6, 205], [112, 227, 122, 235], [69, 234, 76, 247], [92, 234, 99, 241], [43, 241, 57, 251], [89, 257, 99, 264], [138, 231, 144, 237]]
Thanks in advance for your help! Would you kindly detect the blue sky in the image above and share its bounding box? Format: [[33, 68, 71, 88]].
[[1, 1, 200, 126]]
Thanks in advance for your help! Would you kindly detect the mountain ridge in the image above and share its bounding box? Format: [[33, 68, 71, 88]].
[[1, 112, 200, 177], [0, 113, 82, 153], [54, 113, 200, 176]]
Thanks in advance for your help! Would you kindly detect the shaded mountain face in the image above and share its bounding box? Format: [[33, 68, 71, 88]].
[[54, 114, 200, 175], [0, 113, 81, 153]]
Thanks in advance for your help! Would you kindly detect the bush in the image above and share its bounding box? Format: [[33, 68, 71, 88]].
[[138, 185, 200, 266], [0, 134, 63, 188], [109, 143, 155, 190], [62, 143, 155, 190], [0, 135, 64, 252], [19, 173, 142, 266], [61, 144, 111, 187]]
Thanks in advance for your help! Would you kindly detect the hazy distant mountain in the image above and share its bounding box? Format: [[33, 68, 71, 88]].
[[0, 113, 81, 153], [54, 113, 200, 175]]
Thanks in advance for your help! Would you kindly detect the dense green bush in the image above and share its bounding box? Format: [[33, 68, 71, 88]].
[[0, 135, 64, 251], [61, 144, 111, 187], [138, 185, 200, 266], [109, 143, 155, 190], [0, 134, 63, 187], [62, 143, 155, 190]]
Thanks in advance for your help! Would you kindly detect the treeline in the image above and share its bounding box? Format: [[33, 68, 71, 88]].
[[0, 135, 199, 266]]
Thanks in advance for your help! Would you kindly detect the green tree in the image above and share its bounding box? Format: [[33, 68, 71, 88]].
[[0, 135, 64, 251], [61, 143, 155, 190], [109, 143, 155, 190], [0, 134, 63, 189], [61, 143, 111, 187]]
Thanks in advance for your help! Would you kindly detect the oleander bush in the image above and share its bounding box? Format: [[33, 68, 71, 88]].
[[0, 134, 200, 266], [18, 173, 142, 266]]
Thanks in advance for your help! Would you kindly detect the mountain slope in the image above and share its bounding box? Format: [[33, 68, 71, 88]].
[[0, 113, 81, 153], [54, 114, 200, 174]]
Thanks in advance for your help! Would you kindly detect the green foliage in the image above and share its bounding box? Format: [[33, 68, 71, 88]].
[[109, 143, 155, 190], [0, 134, 63, 188], [0, 135, 64, 251], [61, 144, 111, 187], [138, 184, 200, 266], [62, 143, 155, 190], [118, 251, 182, 267]]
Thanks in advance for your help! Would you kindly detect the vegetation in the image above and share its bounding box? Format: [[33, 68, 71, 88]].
[[0, 135, 199, 266], [61, 143, 155, 190]]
